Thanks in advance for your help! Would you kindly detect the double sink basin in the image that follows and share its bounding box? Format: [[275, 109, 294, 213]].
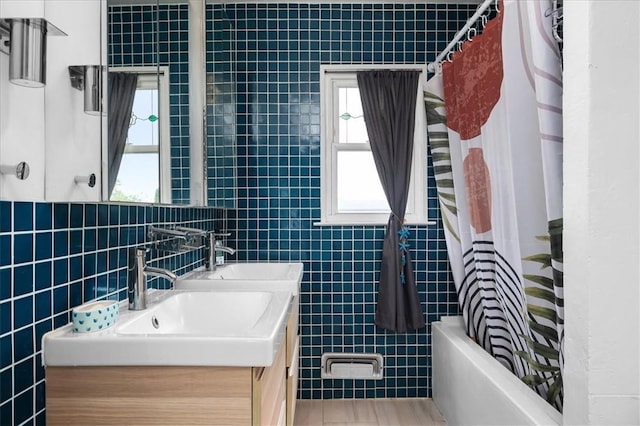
[[43, 262, 303, 367]]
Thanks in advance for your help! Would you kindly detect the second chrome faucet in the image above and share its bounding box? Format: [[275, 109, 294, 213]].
[[205, 232, 236, 271]]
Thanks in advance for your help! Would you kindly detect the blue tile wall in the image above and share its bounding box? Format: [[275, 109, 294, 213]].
[[0, 201, 224, 425], [206, 7, 238, 208], [108, 4, 192, 205], [207, 2, 476, 399]]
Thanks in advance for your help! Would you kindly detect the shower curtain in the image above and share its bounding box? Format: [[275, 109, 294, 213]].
[[425, 0, 564, 409]]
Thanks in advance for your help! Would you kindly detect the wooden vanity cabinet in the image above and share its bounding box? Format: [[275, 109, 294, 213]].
[[46, 295, 301, 426]]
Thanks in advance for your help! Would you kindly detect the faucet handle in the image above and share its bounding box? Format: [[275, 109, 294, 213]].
[[128, 247, 149, 270]]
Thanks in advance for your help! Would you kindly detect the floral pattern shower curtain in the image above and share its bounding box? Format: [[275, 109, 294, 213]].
[[425, 0, 564, 409]]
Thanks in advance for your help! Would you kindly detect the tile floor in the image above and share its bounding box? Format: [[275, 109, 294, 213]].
[[294, 398, 447, 426]]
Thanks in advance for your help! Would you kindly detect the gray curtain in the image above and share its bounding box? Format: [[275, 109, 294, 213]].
[[108, 72, 138, 197], [357, 70, 425, 333]]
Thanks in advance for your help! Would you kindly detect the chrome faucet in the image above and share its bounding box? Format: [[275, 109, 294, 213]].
[[204, 233, 236, 271], [128, 247, 178, 310]]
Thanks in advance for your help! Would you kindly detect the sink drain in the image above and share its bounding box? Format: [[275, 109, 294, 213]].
[[151, 316, 160, 329]]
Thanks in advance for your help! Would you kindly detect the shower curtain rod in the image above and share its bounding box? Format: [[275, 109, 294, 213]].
[[426, 0, 496, 73]]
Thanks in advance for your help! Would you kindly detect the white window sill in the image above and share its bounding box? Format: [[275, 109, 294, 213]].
[[313, 221, 437, 227]]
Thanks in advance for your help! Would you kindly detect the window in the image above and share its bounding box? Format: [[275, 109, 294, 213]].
[[109, 68, 170, 203], [319, 65, 427, 225]]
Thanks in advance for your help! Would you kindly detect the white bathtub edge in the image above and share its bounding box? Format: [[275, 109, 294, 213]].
[[433, 316, 562, 426]]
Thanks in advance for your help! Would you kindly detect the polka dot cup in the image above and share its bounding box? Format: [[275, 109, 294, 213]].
[[72, 301, 119, 333]]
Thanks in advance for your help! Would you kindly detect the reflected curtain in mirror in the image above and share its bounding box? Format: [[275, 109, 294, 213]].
[[108, 72, 138, 197], [357, 70, 425, 333]]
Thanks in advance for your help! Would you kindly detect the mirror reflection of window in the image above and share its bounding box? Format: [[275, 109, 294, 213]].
[[110, 72, 169, 203]]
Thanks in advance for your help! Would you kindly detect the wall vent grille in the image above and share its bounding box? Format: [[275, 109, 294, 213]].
[[321, 353, 384, 380]]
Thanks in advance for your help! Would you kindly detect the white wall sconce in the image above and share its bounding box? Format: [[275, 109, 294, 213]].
[[69, 65, 104, 115], [0, 18, 66, 87]]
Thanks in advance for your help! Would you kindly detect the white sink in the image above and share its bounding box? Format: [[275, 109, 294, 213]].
[[43, 289, 292, 367], [118, 291, 274, 335], [176, 262, 303, 295]]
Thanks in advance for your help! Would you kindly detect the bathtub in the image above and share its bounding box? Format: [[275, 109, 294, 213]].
[[432, 316, 562, 426]]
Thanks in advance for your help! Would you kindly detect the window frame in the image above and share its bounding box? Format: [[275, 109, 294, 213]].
[[318, 64, 428, 225]]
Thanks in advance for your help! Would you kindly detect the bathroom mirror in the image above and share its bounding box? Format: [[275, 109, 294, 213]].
[[105, 0, 190, 205], [105, 0, 237, 208]]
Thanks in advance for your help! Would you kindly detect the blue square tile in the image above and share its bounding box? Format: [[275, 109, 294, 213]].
[[13, 327, 33, 361], [0, 367, 11, 406], [13, 265, 33, 297], [34, 262, 52, 291], [96, 251, 107, 274], [70, 203, 84, 228], [69, 256, 82, 281], [54, 230, 69, 258], [0, 269, 9, 300], [53, 259, 68, 286], [69, 230, 83, 255], [0, 401, 12, 426], [35, 232, 52, 261], [69, 282, 82, 308], [0, 235, 10, 267], [0, 302, 10, 334], [13, 202, 32, 232], [53, 203, 69, 229], [97, 205, 109, 226], [0, 201, 10, 232], [13, 296, 33, 328], [35, 291, 51, 322], [84, 253, 96, 276], [13, 234, 32, 264], [52, 312, 67, 329], [35, 203, 52, 231], [14, 385, 32, 425], [85, 204, 97, 227], [97, 228, 108, 250], [0, 335, 11, 369], [35, 380, 45, 413], [109, 205, 120, 226], [100, 274, 111, 295], [83, 278, 97, 302], [84, 229, 96, 251], [53, 286, 68, 315]]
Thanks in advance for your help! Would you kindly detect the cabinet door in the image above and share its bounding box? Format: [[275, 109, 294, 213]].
[[287, 336, 300, 426], [286, 295, 300, 368], [285, 294, 300, 426], [46, 366, 252, 425], [253, 342, 287, 426]]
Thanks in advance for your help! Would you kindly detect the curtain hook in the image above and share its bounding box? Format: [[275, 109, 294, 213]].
[[481, 14, 488, 29], [495, 0, 500, 14], [467, 27, 477, 42], [457, 40, 463, 52], [436, 62, 443, 76], [446, 51, 453, 62]]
